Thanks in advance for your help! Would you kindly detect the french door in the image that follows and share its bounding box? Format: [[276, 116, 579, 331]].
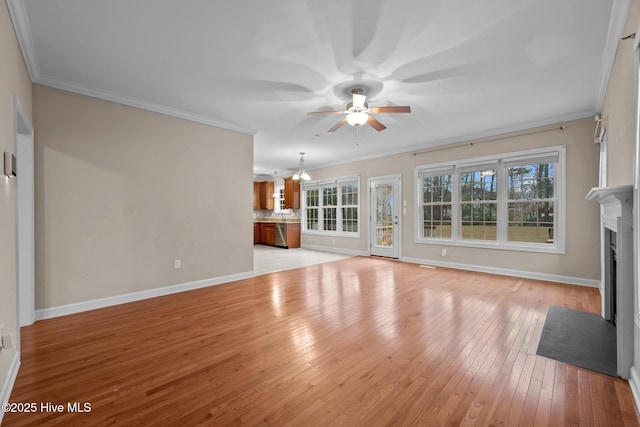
[[369, 175, 401, 258]]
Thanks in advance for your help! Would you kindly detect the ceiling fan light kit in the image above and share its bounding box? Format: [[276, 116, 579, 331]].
[[308, 88, 411, 134], [346, 111, 368, 126]]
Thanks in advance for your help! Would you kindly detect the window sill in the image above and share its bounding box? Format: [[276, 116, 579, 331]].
[[414, 237, 565, 254], [303, 230, 361, 239]]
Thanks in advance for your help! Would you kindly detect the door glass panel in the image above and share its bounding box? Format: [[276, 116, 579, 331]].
[[375, 183, 394, 248]]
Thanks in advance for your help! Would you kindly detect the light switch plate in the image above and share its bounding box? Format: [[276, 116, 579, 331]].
[[4, 152, 16, 177]]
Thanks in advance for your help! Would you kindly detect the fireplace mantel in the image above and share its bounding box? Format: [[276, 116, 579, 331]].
[[586, 186, 634, 232], [586, 185, 634, 379]]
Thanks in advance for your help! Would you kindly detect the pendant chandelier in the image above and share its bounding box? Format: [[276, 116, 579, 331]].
[[292, 152, 311, 181]]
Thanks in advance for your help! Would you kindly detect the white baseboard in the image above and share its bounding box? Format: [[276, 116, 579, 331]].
[[300, 244, 369, 257], [35, 271, 254, 321], [0, 351, 21, 425], [401, 256, 601, 288], [629, 366, 640, 414]]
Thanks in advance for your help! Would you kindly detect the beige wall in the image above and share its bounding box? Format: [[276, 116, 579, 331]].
[[600, 0, 640, 393], [302, 117, 601, 281], [0, 2, 33, 400], [601, 0, 639, 186], [33, 85, 253, 309]]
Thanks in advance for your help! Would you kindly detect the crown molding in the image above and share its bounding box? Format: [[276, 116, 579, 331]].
[[5, 0, 40, 81], [308, 110, 594, 171], [35, 75, 257, 135], [594, 0, 632, 111]]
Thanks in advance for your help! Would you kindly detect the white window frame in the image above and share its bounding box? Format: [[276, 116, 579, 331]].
[[419, 166, 455, 239], [414, 145, 566, 254], [273, 185, 291, 214], [301, 175, 360, 238]]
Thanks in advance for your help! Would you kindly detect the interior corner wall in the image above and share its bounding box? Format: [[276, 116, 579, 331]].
[[33, 85, 253, 310], [601, 0, 640, 187], [0, 1, 33, 406], [301, 117, 600, 282]]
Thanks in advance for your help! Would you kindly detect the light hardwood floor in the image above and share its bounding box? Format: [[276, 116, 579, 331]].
[[4, 257, 639, 426]]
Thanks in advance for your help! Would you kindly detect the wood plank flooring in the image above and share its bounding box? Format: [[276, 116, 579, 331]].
[[4, 257, 639, 426]]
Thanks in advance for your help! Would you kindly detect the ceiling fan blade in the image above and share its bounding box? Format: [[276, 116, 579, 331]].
[[328, 117, 348, 132], [369, 106, 411, 114], [307, 110, 346, 115], [352, 93, 366, 108], [367, 116, 387, 132]]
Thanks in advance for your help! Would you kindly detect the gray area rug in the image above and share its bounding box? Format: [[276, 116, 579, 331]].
[[536, 305, 617, 377]]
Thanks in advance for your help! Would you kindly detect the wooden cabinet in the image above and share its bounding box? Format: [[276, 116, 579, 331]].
[[253, 222, 260, 244], [285, 223, 300, 248], [253, 182, 261, 209], [253, 222, 300, 248], [260, 223, 276, 246], [253, 181, 274, 210], [264, 181, 274, 209], [283, 177, 300, 209]]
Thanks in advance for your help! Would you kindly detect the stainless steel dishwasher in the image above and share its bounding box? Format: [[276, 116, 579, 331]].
[[275, 223, 287, 247]]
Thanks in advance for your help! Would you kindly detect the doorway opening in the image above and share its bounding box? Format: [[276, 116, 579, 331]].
[[14, 98, 35, 329]]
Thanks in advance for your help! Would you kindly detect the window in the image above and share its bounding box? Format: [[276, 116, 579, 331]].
[[415, 146, 565, 253], [421, 171, 453, 239], [278, 188, 286, 211], [273, 186, 290, 214], [341, 182, 359, 232], [305, 188, 319, 230], [506, 161, 554, 244], [322, 186, 337, 231], [459, 164, 498, 241], [302, 176, 360, 236]]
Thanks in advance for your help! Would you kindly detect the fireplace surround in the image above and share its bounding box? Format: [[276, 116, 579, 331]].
[[586, 185, 634, 378]]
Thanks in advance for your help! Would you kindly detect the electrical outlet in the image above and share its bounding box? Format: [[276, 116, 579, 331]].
[[1, 332, 14, 349], [174, 259, 181, 269], [441, 249, 447, 257]]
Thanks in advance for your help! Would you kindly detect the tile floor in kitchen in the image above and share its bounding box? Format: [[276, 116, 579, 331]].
[[253, 245, 352, 276]]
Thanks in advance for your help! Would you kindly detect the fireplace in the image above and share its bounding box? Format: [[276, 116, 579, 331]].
[[606, 228, 617, 327], [586, 185, 633, 379]]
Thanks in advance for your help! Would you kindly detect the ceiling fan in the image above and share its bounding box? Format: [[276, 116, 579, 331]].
[[308, 88, 411, 132]]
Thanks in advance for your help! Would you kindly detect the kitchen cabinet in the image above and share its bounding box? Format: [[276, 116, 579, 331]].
[[260, 223, 276, 246], [253, 222, 260, 244], [285, 223, 300, 248], [283, 177, 300, 209], [253, 181, 274, 210], [253, 182, 261, 209], [254, 221, 300, 248]]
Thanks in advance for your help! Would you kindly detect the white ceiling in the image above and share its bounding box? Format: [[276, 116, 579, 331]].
[[8, 0, 629, 177]]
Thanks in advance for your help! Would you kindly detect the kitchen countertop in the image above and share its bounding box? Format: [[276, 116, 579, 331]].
[[254, 218, 301, 224]]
